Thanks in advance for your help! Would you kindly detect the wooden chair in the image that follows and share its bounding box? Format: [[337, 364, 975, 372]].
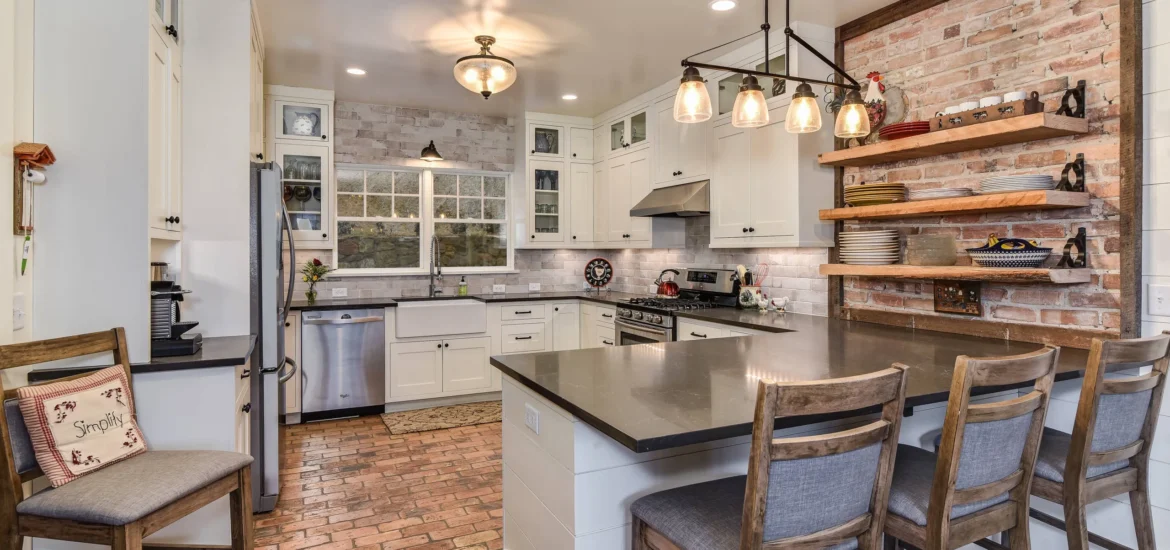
[[883, 346, 1059, 550], [1028, 332, 1170, 550], [0, 328, 254, 550], [630, 365, 909, 549]]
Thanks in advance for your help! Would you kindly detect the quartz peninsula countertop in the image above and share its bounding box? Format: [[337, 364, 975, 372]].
[[490, 314, 1089, 452]]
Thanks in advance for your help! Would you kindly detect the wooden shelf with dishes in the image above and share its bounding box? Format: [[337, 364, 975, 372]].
[[817, 113, 1088, 168], [819, 190, 1090, 221], [818, 264, 1090, 284]]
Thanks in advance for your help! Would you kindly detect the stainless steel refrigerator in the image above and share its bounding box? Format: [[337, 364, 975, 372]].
[[249, 161, 297, 513]]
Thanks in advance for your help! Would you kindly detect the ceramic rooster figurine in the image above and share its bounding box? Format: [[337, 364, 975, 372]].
[[864, 72, 887, 131]]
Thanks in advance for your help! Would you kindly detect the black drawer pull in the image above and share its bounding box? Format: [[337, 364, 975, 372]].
[[515, 336, 533, 340], [602, 339, 614, 345], [690, 332, 708, 338], [515, 310, 532, 314], [601, 313, 613, 318], [241, 403, 251, 413]]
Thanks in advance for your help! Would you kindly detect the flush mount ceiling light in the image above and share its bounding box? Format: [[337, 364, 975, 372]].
[[562, 94, 578, 100], [709, 0, 737, 11], [674, 0, 861, 135], [346, 67, 367, 76], [453, 35, 517, 100], [420, 140, 443, 162]]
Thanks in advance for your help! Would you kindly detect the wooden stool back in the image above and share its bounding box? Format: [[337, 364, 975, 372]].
[[741, 365, 909, 550]]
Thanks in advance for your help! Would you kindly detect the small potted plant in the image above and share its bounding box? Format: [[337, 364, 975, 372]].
[[301, 258, 333, 304]]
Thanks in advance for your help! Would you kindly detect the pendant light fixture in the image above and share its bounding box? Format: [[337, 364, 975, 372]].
[[672, 0, 862, 138], [833, 91, 871, 139], [784, 82, 822, 133], [672, 66, 713, 123], [453, 36, 517, 99], [420, 141, 443, 162]]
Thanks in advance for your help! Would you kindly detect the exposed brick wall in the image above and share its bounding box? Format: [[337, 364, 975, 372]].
[[841, 0, 1122, 331]]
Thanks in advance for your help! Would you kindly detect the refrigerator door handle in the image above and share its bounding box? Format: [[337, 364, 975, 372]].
[[281, 204, 296, 325], [278, 357, 298, 384]]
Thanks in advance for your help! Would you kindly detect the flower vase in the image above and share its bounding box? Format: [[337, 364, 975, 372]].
[[305, 287, 317, 304]]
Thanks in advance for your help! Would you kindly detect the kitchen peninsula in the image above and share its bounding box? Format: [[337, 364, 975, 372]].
[[489, 317, 1089, 550]]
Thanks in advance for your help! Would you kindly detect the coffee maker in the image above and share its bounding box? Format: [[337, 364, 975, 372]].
[[150, 263, 202, 357]]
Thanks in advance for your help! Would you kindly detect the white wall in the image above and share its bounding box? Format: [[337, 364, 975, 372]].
[[179, 0, 254, 337], [31, 0, 150, 360]]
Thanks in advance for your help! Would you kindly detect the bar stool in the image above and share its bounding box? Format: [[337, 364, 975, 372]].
[[1028, 332, 1170, 550], [883, 346, 1060, 550], [630, 365, 909, 550]]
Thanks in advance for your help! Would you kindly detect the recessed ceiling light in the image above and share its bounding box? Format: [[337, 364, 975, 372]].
[[709, 0, 736, 10], [562, 94, 578, 100], [346, 67, 367, 76]]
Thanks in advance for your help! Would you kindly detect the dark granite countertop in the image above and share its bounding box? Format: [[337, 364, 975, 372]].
[[27, 335, 256, 383], [676, 308, 801, 333], [490, 315, 1089, 453], [289, 291, 643, 311]]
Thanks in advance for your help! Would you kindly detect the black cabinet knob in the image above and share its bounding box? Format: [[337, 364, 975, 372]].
[[531, 150, 536, 154], [165, 25, 179, 39], [242, 403, 251, 413], [322, 233, 328, 238], [285, 322, 291, 327], [256, 153, 264, 160], [742, 227, 749, 233], [749, 227, 756, 233], [531, 234, 536, 239], [572, 235, 577, 240], [322, 134, 327, 140], [572, 153, 577, 157], [444, 343, 449, 348], [437, 344, 442, 348], [173, 216, 180, 224]]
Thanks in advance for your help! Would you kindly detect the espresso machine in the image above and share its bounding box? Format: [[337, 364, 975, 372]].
[[150, 262, 202, 357]]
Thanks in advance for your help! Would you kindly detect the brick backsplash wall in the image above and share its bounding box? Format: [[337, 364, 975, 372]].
[[840, 0, 1122, 331]]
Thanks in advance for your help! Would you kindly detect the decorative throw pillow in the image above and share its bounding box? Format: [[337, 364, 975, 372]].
[[17, 365, 147, 487]]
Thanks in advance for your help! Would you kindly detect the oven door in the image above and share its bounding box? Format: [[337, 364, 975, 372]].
[[615, 318, 672, 345]]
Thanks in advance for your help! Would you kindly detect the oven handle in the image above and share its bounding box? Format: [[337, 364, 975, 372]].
[[615, 318, 672, 342]]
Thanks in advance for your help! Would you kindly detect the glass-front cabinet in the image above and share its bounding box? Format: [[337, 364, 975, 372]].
[[273, 100, 330, 142], [528, 160, 565, 242], [276, 142, 331, 244], [527, 123, 564, 158], [608, 108, 649, 156]]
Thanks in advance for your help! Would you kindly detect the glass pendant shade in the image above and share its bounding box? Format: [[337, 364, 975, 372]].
[[834, 91, 871, 139], [673, 67, 712, 123], [731, 75, 769, 128], [420, 140, 443, 161], [453, 36, 517, 99], [784, 82, 822, 134]]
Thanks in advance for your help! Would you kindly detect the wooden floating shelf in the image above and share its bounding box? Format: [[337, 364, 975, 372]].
[[819, 190, 1090, 221], [818, 113, 1088, 167], [819, 264, 1091, 284]]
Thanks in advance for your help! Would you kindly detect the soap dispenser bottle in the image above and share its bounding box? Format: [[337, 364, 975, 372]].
[[458, 276, 469, 296]]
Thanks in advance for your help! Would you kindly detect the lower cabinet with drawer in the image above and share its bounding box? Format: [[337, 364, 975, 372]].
[[501, 322, 547, 354], [677, 319, 729, 341], [388, 336, 493, 399], [502, 304, 546, 321]]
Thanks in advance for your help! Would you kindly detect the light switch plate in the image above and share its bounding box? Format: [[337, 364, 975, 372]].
[[331, 287, 348, 298], [524, 403, 540, 435], [493, 284, 506, 294], [529, 283, 541, 292], [12, 292, 25, 331], [1150, 284, 1170, 317]]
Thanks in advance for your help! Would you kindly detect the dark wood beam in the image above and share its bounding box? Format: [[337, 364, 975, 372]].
[[838, 0, 950, 43], [1119, 0, 1144, 339]]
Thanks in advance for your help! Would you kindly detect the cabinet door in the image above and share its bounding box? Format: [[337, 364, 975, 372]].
[[276, 143, 331, 243], [606, 154, 631, 242], [596, 322, 616, 347], [677, 108, 710, 182], [569, 163, 593, 245], [528, 160, 566, 243], [442, 337, 492, 393], [389, 341, 444, 398], [748, 105, 796, 238], [593, 163, 609, 243], [678, 322, 727, 341], [273, 99, 330, 142], [167, 59, 182, 230], [610, 118, 626, 154], [711, 123, 752, 239], [282, 312, 300, 415], [250, 32, 265, 159], [580, 307, 595, 348], [593, 126, 607, 163], [148, 28, 169, 231], [627, 150, 652, 242], [528, 123, 564, 158], [570, 127, 593, 162], [552, 303, 580, 351], [629, 110, 649, 149], [653, 96, 679, 186]]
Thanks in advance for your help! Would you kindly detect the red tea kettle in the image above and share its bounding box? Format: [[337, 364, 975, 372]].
[[655, 269, 681, 297]]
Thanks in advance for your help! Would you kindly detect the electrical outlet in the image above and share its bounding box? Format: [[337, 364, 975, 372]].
[[492, 284, 506, 294], [331, 287, 348, 298], [524, 403, 540, 435], [529, 283, 541, 292], [1150, 284, 1170, 317], [12, 292, 25, 331]]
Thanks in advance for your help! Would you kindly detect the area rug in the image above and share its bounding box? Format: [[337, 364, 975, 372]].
[[380, 401, 502, 435]]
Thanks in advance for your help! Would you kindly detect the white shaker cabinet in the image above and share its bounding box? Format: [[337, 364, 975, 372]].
[[266, 86, 335, 249], [653, 94, 710, 188], [605, 149, 652, 244], [148, 22, 183, 237], [389, 340, 445, 398], [527, 160, 567, 243], [552, 303, 580, 351], [442, 337, 493, 393], [569, 163, 593, 245], [570, 127, 593, 161]]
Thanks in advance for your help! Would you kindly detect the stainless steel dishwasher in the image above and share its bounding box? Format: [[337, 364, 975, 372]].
[[300, 309, 385, 413]]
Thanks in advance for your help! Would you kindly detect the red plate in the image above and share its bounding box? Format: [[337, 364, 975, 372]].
[[880, 128, 931, 140], [880, 122, 930, 134]]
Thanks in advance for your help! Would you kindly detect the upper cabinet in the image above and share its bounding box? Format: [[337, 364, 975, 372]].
[[515, 113, 596, 249], [653, 94, 710, 187], [250, 6, 265, 160], [607, 107, 650, 157], [527, 160, 566, 242], [148, 0, 182, 239], [267, 85, 335, 248], [528, 123, 564, 159], [569, 127, 593, 162]]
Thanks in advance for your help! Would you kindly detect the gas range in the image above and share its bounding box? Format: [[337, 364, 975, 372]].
[[617, 298, 727, 329], [612, 268, 740, 345]]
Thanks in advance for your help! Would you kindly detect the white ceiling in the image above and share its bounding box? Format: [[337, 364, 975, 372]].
[[256, 0, 896, 118]]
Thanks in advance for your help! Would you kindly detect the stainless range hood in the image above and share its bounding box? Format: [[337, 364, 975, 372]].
[[630, 180, 710, 217]]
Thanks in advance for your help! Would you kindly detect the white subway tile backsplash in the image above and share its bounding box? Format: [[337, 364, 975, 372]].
[[1147, 43, 1170, 95], [1143, 230, 1170, 276], [1147, 136, 1170, 185], [1145, 183, 1170, 230], [1146, 91, 1170, 140]]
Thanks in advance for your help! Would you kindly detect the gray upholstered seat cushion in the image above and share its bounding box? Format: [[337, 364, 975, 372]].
[[4, 398, 36, 475], [1034, 428, 1129, 483], [17, 450, 252, 525], [888, 445, 1010, 527], [630, 475, 858, 550]]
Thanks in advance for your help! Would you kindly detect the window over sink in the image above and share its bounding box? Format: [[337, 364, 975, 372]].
[[333, 166, 512, 274]]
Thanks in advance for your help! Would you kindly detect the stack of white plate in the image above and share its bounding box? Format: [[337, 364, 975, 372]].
[[908, 188, 975, 201], [978, 175, 1055, 194], [839, 230, 901, 265]]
